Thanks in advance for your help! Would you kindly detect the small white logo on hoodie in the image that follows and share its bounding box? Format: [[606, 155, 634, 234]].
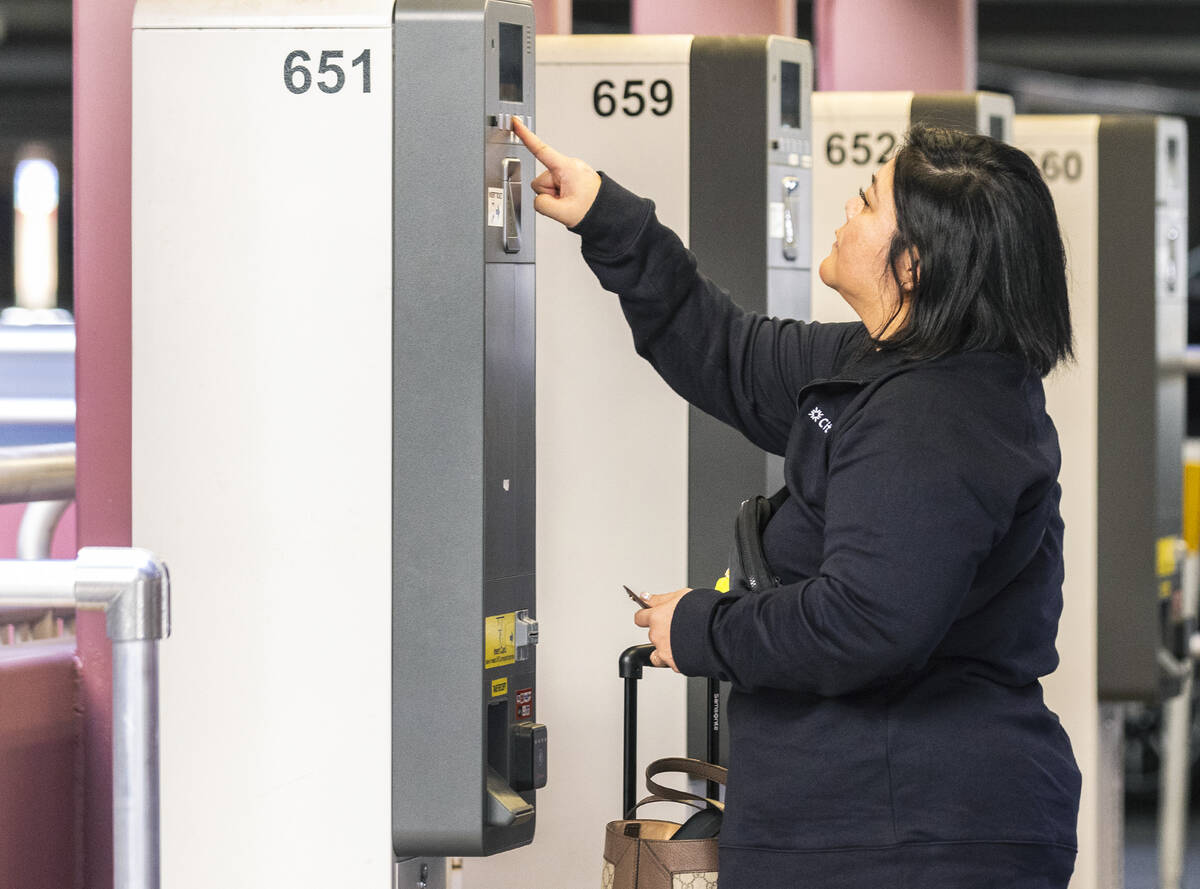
[[809, 406, 832, 434]]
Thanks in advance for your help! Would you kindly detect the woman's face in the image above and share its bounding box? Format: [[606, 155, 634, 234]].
[[818, 157, 908, 337]]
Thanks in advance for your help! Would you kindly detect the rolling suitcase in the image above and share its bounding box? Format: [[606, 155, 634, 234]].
[[600, 643, 727, 889]]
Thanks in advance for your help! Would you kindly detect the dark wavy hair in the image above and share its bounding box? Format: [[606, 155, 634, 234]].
[[879, 124, 1073, 377]]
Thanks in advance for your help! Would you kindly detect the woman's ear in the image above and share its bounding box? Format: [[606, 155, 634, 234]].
[[900, 247, 920, 292]]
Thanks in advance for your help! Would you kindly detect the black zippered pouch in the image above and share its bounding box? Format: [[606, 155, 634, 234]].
[[727, 486, 789, 593]]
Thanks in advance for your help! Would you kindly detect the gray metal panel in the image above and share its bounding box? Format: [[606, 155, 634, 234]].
[[766, 265, 810, 332], [1095, 116, 1169, 701], [478, 1, 538, 856], [908, 93, 981, 133], [686, 36, 771, 598], [1154, 122, 1187, 548], [392, 5, 487, 855], [392, 0, 537, 857], [478, 261, 536, 859], [685, 37, 815, 765], [483, 262, 536, 582]]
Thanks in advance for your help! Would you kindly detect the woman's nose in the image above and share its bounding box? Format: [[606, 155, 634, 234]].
[[844, 194, 862, 221]]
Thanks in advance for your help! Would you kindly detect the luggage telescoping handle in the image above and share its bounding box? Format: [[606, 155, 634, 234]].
[[704, 677, 721, 801], [619, 643, 657, 817], [618, 644, 723, 815]]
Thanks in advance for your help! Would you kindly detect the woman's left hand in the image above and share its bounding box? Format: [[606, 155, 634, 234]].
[[634, 588, 692, 672]]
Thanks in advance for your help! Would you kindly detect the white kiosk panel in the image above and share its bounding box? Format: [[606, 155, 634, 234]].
[[1013, 113, 1188, 889], [133, 11, 394, 886]]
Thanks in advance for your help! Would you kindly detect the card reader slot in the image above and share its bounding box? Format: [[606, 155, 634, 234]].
[[502, 157, 522, 254]]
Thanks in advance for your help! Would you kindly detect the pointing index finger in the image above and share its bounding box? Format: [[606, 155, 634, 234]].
[[512, 117, 567, 172]]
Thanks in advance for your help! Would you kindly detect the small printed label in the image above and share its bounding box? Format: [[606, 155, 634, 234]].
[[515, 687, 533, 719], [768, 202, 784, 240], [487, 187, 504, 227], [485, 612, 516, 669], [491, 677, 508, 698]]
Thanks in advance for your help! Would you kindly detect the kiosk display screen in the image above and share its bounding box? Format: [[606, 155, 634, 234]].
[[781, 61, 801, 129], [499, 22, 523, 102]]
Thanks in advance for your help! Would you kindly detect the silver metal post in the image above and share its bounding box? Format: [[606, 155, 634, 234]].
[[0, 548, 170, 889], [1098, 703, 1126, 889], [1159, 545, 1199, 889], [75, 548, 170, 889], [1159, 673, 1193, 889], [113, 639, 161, 889]]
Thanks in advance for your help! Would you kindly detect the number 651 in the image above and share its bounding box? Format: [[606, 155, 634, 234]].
[[284, 49, 372, 95]]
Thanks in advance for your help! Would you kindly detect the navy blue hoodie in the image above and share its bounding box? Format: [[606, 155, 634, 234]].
[[572, 175, 1081, 888]]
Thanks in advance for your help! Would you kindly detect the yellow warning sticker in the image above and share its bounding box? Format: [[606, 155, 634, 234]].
[[1185, 463, 1200, 553], [485, 612, 516, 669], [491, 677, 508, 697], [1157, 537, 1178, 579]]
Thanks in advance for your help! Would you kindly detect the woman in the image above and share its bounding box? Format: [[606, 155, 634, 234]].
[[514, 118, 1081, 888]]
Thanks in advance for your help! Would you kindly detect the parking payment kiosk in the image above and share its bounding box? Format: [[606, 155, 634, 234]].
[[1012, 114, 1187, 889], [478, 35, 808, 889], [810, 92, 1014, 324], [132, 1, 540, 884]]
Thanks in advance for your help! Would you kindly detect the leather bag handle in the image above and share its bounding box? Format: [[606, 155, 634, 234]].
[[644, 757, 727, 812]]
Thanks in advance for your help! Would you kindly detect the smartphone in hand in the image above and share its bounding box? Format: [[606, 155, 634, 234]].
[[623, 584, 650, 609]]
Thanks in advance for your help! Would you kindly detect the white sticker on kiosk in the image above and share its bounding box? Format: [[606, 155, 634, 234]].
[[487, 187, 504, 227], [768, 202, 785, 240]]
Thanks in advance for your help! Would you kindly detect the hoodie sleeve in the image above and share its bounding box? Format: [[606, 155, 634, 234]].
[[571, 173, 860, 456]]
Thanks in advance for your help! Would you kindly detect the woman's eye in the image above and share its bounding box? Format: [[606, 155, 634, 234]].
[[858, 187, 870, 209]]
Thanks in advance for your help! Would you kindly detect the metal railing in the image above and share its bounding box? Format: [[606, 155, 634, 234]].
[[0, 440, 169, 889], [0, 443, 77, 643], [0, 549, 170, 889]]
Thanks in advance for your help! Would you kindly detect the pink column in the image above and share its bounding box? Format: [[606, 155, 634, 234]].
[[0, 644, 79, 888], [533, 0, 572, 35], [632, 0, 795, 36], [73, 0, 137, 887], [814, 0, 975, 90]]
